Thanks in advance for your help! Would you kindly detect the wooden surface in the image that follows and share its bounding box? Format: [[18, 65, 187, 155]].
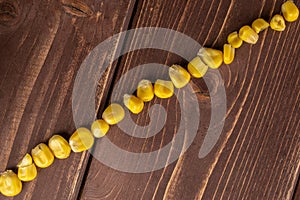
[[0, 0, 299, 199]]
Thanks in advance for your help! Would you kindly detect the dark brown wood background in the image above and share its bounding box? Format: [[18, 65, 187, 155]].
[[0, 0, 299, 199]]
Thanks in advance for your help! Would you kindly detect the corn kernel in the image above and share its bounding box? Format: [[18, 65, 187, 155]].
[[169, 65, 191, 88], [197, 48, 223, 69], [137, 80, 154, 102], [223, 44, 235, 65], [17, 153, 32, 167], [48, 135, 71, 159], [102, 103, 125, 125], [91, 119, 110, 138], [17, 164, 37, 182], [123, 94, 144, 114], [17, 154, 37, 182], [281, 1, 299, 22], [187, 57, 208, 78], [252, 18, 269, 33], [31, 143, 54, 168], [239, 25, 259, 44], [154, 79, 174, 98], [227, 32, 243, 48], [270, 14, 286, 31], [69, 128, 94, 152], [0, 170, 22, 197]]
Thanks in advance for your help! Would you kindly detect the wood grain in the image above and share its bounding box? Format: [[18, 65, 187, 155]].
[[80, 0, 300, 200], [0, 0, 136, 199], [0, 0, 299, 199]]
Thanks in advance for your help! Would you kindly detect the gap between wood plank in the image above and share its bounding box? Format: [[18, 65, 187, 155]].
[[292, 174, 300, 200], [76, 0, 141, 199]]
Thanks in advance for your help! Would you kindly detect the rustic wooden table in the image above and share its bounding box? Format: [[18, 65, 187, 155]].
[[0, 0, 299, 199]]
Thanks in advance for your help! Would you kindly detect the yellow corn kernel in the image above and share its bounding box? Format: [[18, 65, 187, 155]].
[[239, 25, 259, 44], [281, 1, 299, 22], [270, 14, 286, 31], [17, 164, 37, 182], [187, 56, 208, 78], [123, 94, 144, 114], [17, 153, 32, 167], [197, 48, 223, 69], [17, 154, 37, 182], [0, 170, 22, 197], [48, 135, 71, 159], [227, 32, 243, 48], [252, 18, 269, 33], [169, 64, 191, 88], [91, 119, 110, 138], [31, 143, 54, 168], [154, 79, 174, 98], [102, 103, 125, 125], [223, 44, 235, 65], [137, 80, 154, 102], [69, 128, 94, 152]]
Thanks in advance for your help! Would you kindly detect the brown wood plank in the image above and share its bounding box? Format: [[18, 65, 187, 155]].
[[81, 0, 300, 199], [0, 0, 136, 199]]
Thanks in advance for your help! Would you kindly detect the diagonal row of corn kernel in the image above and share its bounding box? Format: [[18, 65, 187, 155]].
[[0, 1, 298, 197]]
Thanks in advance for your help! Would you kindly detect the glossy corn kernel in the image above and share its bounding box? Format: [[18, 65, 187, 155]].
[[270, 14, 286, 31], [31, 143, 54, 168], [281, 1, 299, 22], [17, 154, 37, 182], [252, 18, 269, 33], [69, 128, 94, 152], [17, 164, 37, 182], [31, 144, 54, 168], [137, 80, 154, 102], [0, 170, 22, 197], [102, 103, 125, 125], [123, 94, 144, 114], [17, 153, 32, 167], [187, 56, 208, 78], [169, 65, 191, 88], [154, 79, 174, 98], [91, 119, 110, 138], [239, 25, 259, 44], [227, 32, 243, 48], [48, 135, 71, 159], [223, 44, 235, 65], [197, 48, 223, 69]]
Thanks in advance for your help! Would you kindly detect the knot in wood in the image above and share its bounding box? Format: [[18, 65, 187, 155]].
[[0, 0, 19, 26]]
